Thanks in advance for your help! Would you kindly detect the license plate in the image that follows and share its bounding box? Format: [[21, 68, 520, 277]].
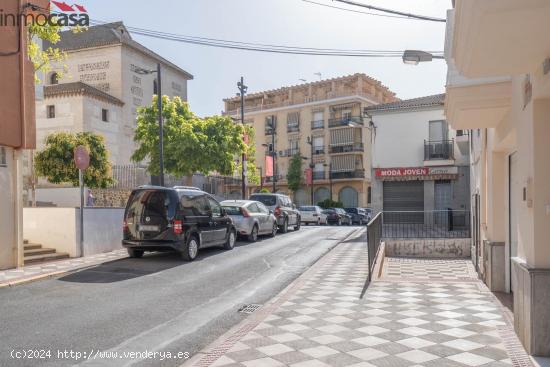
[[139, 224, 159, 232]]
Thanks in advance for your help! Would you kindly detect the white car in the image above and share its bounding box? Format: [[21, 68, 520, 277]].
[[299, 206, 327, 225]]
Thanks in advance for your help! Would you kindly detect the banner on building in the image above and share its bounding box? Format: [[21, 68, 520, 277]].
[[305, 168, 313, 185], [265, 156, 274, 177]]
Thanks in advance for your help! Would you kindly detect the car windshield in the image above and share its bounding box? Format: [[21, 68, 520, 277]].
[[250, 195, 277, 206], [299, 206, 315, 211], [344, 208, 356, 214], [323, 209, 335, 214], [222, 206, 242, 215]]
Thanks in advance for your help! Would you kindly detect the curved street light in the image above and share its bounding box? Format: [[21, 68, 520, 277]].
[[402, 50, 444, 65]]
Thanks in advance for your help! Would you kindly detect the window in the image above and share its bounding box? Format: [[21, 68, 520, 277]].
[[247, 203, 260, 213], [429, 120, 449, 141], [153, 79, 158, 95], [47, 105, 55, 119], [265, 116, 276, 135], [206, 197, 222, 217], [287, 112, 300, 131], [102, 109, 109, 122], [50, 72, 59, 85], [257, 203, 269, 214], [342, 110, 352, 121], [0, 146, 7, 167]]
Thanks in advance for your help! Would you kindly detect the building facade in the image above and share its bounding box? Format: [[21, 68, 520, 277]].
[[445, 0, 550, 356], [36, 22, 193, 165], [223, 74, 397, 207], [367, 94, 470, 217]]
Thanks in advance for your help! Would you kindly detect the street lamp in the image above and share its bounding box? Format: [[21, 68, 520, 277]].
[[307, 136, 315, 205], [134, 63, 164, 186], [237, 77, 248, 199], [324, 163, 333, 202], [402, 50, 444, 65]]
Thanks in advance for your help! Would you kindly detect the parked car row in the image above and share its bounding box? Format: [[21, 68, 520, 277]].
[[122, 189, 302, 262]]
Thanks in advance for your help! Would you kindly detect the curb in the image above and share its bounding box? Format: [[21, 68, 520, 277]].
[[182, 227, 365, 367]]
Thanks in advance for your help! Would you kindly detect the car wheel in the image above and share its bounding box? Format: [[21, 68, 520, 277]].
[[280, 217, 289, 233], [294, 219, 301, 231], [127, 248, 144, 258], [224, 229, 237, 250], [248, 225, 259, 242], [269, 221, 278, 237], [181, 235, 199, 261]]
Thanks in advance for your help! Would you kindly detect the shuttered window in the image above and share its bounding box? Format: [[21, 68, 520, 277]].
[[331, 155, 356, 172], [287, 112, 300, 128], [330, 128, 354, 146], [383, 181, 424, 212]]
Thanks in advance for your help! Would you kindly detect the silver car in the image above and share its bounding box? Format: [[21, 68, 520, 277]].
[[221, 200, 278, 242], [299, 206, 327, 225]]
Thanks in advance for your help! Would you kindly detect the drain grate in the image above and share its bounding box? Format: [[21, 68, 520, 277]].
[[238, 304, 262, 314]]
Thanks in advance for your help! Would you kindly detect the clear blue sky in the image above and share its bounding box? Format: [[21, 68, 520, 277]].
[[77, 0, 450, 117]]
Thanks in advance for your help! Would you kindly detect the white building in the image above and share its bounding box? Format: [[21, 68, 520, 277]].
[[367, 94, 470, 215], [36, 22, 193, 165]]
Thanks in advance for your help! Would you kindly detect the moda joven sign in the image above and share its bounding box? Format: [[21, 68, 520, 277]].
[[375, 166, 458, 178]]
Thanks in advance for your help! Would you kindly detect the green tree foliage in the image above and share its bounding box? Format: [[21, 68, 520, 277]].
[[34, 132, 114, 188], [287, 154, 304, 193], [234, 125, 260, 185], [318, 199, 344, 209], [259, 188, 271, 193], [132, 96, 252, 178]]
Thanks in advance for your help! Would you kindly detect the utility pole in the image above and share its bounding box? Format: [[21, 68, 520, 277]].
[[307, 136, 315, 205], [157, 63, 164, 187], [271, 117, 277, 193], [237, 77, 248, 199]]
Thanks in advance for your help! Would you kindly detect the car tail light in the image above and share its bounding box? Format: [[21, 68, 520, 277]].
[[173, 219, 183, 234], [274, 207, 281, 217], [313, 213, 318, 217], [123, 220, 128, 232], [241, 207, 250, 218]]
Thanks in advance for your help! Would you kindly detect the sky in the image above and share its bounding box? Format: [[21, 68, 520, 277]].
[[76, 0, 451, 117]]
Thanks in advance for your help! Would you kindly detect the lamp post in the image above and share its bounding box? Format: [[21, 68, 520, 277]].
[[324, 163, 333, 202], [237, 77, 248, 199], [263, 116, 277, 193], [402, 50, 444, 65], [307, 136, 315, 205], [134, 63, 164, 186]]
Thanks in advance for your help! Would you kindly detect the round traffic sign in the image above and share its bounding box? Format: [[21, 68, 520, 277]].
[[74, 145, 90, 170]]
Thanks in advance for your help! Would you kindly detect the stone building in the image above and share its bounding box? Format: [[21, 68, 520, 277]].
[[223, 74, 397, 207], [36, 21, 193, 165]]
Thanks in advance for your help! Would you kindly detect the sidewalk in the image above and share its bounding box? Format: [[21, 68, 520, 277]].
[[0, 249, 128, 288], [185, 240, 535, 367]]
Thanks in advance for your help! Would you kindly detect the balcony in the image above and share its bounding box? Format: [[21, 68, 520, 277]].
[[279, 148, 300, 157], [287, 124, 300, 133], [311, 120, 324, 130], [265, 175, 283, 183], [313, 146, 325, 155], [312, 171, 326, 180], [330, 143, 364, 154], [265, 128, 275, 136], [424, 140, 454, 162], [328, 116, 363, 128], [330, 170, 365, 180]]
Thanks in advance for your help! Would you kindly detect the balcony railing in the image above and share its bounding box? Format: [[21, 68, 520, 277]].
[[329, 143, 364, 154], [313, 146, 325, 155], [328, 116, 363, 128], [330, 170, 365, 179], [312, 171, 326, 180], [287, 124, 300, 133], [381, 210, 471, 239], [265, 175, 283, 183], [311, 120, 324, 130], [279, 148, 300, 157], [265, 128, 275, 136], [424, 140, 454, 160]]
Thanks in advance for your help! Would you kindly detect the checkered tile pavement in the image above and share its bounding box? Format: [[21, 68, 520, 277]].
[[188, 241, 531, 367], [0, 250, 127, 286]]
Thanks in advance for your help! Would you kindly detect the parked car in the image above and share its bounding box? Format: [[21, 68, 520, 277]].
[[362, 208, 373, 223], [323, 208, 352, 226], [344, 207, 368, 225], [299, 206, 327, 225], [122, 186, 237, 261], [221, 200, 278, 242], [249, 193, 301, 233]]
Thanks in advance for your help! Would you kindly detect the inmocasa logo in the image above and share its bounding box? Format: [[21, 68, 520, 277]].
[[0, 1, 89, 27]]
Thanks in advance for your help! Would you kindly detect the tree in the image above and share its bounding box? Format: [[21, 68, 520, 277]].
[[287, 154, 304, 193], [132, 96, 251, 178], [34, 132, 114, 188], [234, 125, 260, 185]]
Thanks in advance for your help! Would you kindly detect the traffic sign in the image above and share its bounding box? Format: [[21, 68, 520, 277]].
[[74, 145, 90, 170]]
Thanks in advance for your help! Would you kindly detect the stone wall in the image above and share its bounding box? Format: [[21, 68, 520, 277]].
[[91, 189, 131, 208], [385, 238, 471, 258]]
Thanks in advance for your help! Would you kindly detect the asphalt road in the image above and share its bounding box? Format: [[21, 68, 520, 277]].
[[0, 225, 364, 367]]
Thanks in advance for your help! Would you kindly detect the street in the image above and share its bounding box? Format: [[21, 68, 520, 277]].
[[0, 225, 364, 367]]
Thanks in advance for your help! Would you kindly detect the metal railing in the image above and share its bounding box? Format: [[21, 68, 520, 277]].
[[287, 124, 300, 133], [330, 143, 364, 154], [331, 170, 365, 179], [313, 146, 325, 155], [311, 120, 324, 130], [265, 128, 275, 135], [312, 171, 326, 180], [382, 210, 470, 239], [424, 140, 454, 160], [279, 148, 300, 157], [367, 212, 383, 282], [328, 116, 363, 128]]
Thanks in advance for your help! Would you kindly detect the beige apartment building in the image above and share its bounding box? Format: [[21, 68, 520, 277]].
[[224, 74, 397, 207], [36, 22, 193, 165], [445, 0, 550, 357]]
